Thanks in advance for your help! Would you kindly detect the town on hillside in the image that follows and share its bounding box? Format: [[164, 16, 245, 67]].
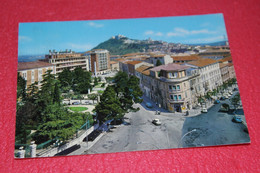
[[15, 37, 249, 158]]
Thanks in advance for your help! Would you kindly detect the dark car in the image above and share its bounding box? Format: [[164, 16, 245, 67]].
[[232, 116, 242, 123], [72, 102, 80, 105], [220, 96, 226, 100]]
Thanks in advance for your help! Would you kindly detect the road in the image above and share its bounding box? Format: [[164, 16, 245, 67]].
[[181, 96, 250, 147], [86, 103, 185, 154]]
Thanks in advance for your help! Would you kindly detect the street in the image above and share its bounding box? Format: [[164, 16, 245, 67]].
[[181, 98, 250, 147], [85, 103, 185, 154], [69, 92, 250, 155]]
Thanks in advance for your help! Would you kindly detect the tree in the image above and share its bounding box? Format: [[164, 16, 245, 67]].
[[72, 67, 92, 94], [57, 68, 73, 92], [231, 93, 240, 110], [94, 86, 124, 123], [17, 73, 27, 101], [113, 71, 129, 95], [156, 59, 162, 66], [94, 77, 99, 86], [88, 93, 98, 104]]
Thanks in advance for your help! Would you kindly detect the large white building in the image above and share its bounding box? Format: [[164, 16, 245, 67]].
[[45, 49, 89, 73], [184, 58, 222, 93]]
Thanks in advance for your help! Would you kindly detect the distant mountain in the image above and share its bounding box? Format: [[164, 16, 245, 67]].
[[187, 41, 227, 46], [18, 55, 45, 62], [93, 37, 151, 55]]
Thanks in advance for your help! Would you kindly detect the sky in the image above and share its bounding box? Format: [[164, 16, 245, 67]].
[[18, 13, 228, 56]]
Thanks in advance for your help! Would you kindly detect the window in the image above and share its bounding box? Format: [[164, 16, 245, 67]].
[[174, 95, 178, 101], [177, 85, 180, 90], [173, 86, 176, 91], [178, 95, 182, 100], [22, 72, 27, 79], [170, 95, 174, 100], [169, 85, 172, 90]]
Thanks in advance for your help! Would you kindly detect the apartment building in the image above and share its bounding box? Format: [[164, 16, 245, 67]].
[[184, 58, 222, 93], [45, 49, 89, 73], [148, 64, 193, 112], [87, 49, 110, 75], [18, 61, 55, 88]]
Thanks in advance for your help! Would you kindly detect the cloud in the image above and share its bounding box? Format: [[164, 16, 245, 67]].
[[67, 43, 93, 51], [87, 22, 104, 28], [19, 36, 32, 42], [144, 30, 163, 37], [167, 28, 216, 37]]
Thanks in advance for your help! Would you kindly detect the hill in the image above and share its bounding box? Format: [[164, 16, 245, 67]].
[[93, 37, 151, 55], [188, 41, 227, 46]]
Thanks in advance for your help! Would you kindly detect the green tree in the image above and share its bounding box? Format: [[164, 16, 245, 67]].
[[17, 73, 27, 101], [156, 59, 162, 66], [88, 93, 98, 104], [231, 93, 240, 110], [94, 86, 124, 123], [58, 68, 73, 92], [73, 67, 92, 94], [94, 77, 99, 86]]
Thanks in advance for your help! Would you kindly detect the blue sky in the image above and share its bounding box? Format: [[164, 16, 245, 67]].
[[18, 13, 228, 56]]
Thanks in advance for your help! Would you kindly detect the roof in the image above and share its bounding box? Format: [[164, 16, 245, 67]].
[[186, 58, 218, 68], [18, 61, 53, 71], [122, 52, 144, 57], [114, 58, 127, 62], [227, 63, 234, 67], [126, 61, 142, 65], [171, 55, 201, 61], [218, 56, 232, 63], [219, 63, 229, 68], [136, 65, 152, 76], [150, 63, 189, 72], [150, 54, 166, 58], [110, 61, 118, 64]]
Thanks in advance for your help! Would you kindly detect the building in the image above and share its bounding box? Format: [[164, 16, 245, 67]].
[[185, 58, 222, 93], [110, 61, 119, 71], [149, 64, 193, 112], [146, 54, 173, 66], [18, 61, 55, 88], [45, 49, 89, 73], [219, 63, 230, 83], [171, 55, 201, 64], [87, 49, 110, 75]]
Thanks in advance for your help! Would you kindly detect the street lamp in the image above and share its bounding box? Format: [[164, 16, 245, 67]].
[[178, 129, 197, 148]]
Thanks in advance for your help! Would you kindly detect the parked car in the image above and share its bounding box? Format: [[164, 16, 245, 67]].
[[72, 102, 80, 105], [220, 96, 226, 100], [219, 103, 230, 112], [152, 119, 162, 126], [214, 100, 220, 104], [201, 108, 207, 113], [232, 116, 242, 123], [145, 102, 153, 108]]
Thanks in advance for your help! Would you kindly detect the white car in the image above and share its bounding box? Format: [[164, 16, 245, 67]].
[[152, 119, 162, 126], [201, 108, 207, 113]]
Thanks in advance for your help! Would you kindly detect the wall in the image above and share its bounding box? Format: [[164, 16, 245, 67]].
[[0, 0, 259, 172]]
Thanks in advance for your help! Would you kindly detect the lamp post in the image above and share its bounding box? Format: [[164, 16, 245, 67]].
[[178, 129, 197, 148]]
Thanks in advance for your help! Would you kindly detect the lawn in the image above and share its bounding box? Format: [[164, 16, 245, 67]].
[[68, 107, 88, 112]]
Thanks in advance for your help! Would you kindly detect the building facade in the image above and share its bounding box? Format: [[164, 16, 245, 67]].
[[45, 49, 89, 73], [18, 61, 55, 88], [87, 49, 110, 75], [185, 58, 223, 93]]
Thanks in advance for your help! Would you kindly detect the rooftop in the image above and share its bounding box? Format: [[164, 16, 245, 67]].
[[186, 58, 218, 67], [136, 65, 153, 76], [150, 63, 189, 72], [18, 61, 53, 71], [171, 55, 201, 61], [126, 61, 142, 65]]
